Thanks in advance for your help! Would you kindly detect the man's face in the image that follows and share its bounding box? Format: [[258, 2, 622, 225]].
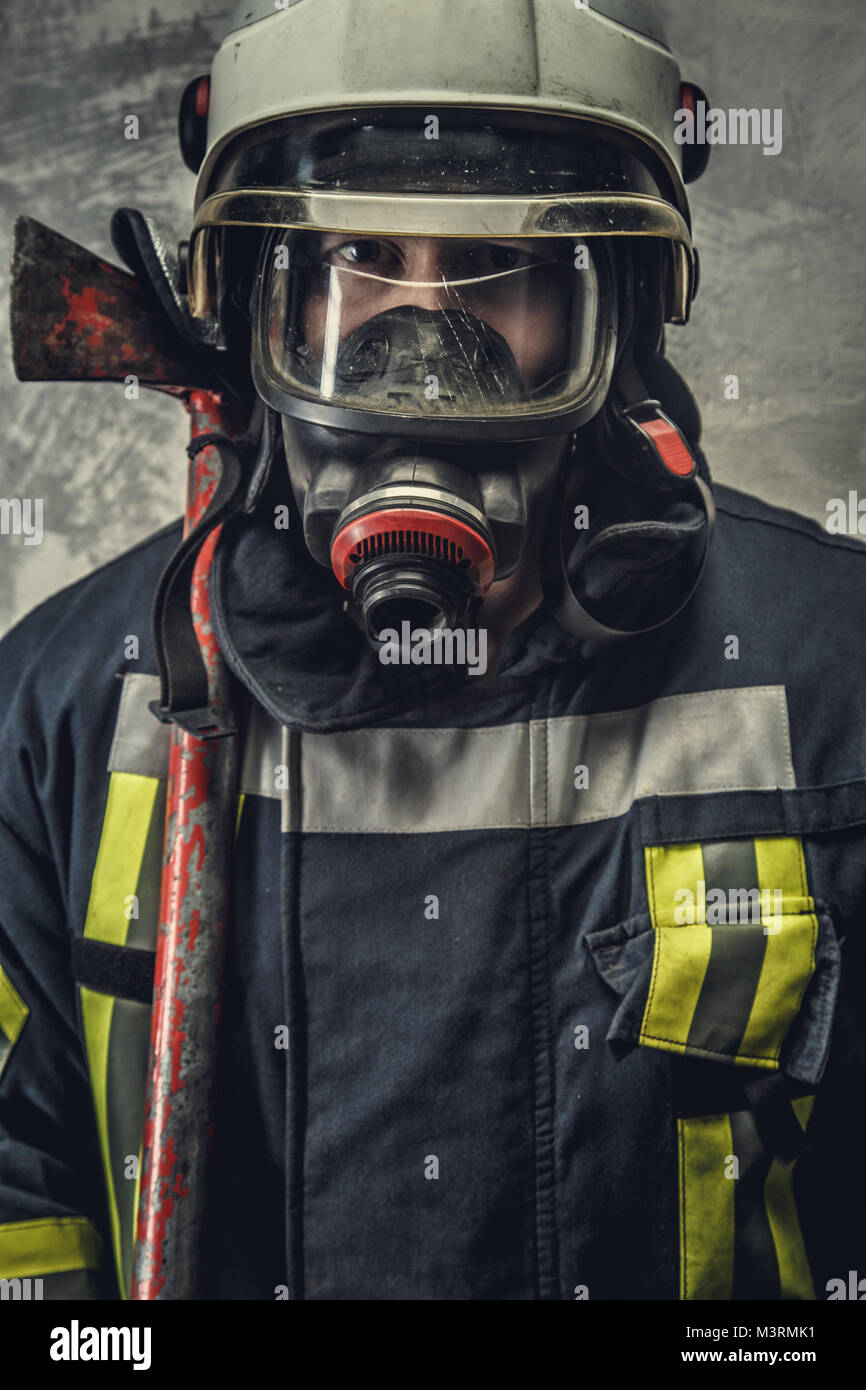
[[296, 232, 578, 398], [258, 228, 606, 420]]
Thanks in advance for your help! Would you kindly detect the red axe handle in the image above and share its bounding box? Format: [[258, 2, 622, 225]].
[[132, 390, 244, 1300]]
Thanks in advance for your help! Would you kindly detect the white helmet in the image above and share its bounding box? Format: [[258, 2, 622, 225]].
[[181, 0, 706, 332]]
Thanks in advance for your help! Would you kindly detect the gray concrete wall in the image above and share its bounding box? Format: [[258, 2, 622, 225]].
[[1, 0, 864, 637]]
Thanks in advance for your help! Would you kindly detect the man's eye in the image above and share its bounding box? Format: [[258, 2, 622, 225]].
[[488, 246, 527, 270], [455, 244, 536, 276], [332, 240, 392, 266]]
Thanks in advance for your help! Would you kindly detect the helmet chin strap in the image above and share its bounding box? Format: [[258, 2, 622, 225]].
[[545, 248, 717, 645]]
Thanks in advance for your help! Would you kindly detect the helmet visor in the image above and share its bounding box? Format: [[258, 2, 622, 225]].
[[253, 228, 610, 421]]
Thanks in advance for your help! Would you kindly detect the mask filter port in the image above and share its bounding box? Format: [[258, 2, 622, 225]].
[[359, 562, 465, 641], [331, 505, 495, 642]]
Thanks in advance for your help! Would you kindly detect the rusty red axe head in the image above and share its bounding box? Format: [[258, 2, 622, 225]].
[[10, 215, 224, 394]]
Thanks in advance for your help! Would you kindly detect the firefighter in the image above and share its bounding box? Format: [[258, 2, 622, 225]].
[[1, 0, 865, 1302]]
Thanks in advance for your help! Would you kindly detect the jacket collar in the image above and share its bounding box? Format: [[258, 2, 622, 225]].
[[209, 487, 584, 733]]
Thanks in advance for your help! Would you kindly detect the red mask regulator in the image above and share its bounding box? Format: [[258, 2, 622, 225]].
[[280, 417, 569, 644]]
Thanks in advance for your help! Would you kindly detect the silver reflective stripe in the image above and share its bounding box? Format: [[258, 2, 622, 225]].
[[545, 686, 796, 826], [297, 723, 534, 834], [109, 676, 796, 834], [108, 673, 171, 779]]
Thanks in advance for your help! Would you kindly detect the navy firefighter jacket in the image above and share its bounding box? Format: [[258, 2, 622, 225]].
[[0, 477, 864, 1301]]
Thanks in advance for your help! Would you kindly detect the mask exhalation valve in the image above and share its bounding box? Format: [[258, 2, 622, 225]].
[[331, 504, 496, 641]]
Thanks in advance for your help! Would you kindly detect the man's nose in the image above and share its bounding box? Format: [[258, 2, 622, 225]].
[[394, 241, 452, 311]]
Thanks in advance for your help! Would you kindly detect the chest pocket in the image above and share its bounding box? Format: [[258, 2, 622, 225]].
[[587, 834, 841, 1302]]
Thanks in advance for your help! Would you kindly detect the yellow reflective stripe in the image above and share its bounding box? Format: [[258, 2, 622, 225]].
[[755, 836, 813, 919], [235, 790, 246, 839], [678, 1113, 735, 1300], [131, 1140, 143, 1293], [0, 1217, 100, 1279], [80, 771, 161, 1300], [738, 839, 817, 1066], [764, 1098, 816, 1300], [645, 843, 705, 927], [79, 986, 126, 1298], [83, 772, 161, 947], [640, 927, 713, 1054], [641, 845, 710, 1052], [0, 966, 28, 1046], [679, 1103, 816, 1301], [767, 1095, 817, 1301], [792, 1095, 815, 1130]]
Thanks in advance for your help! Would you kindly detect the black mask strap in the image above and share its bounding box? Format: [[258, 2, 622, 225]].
[[547, 245, 716, 645]]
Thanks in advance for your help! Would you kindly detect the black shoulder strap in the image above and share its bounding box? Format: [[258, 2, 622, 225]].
[[148, 433, 245, 739], [148, 401, 280, 739]]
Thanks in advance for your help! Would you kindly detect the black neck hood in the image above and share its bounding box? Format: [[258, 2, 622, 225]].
[[209, 470, 585, 733]]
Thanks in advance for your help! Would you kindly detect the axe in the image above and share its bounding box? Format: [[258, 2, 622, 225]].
[[11, 212, 246, 1300]]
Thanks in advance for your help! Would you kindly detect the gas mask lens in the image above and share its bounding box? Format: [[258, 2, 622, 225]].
[[255, 230, 606, 418]]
